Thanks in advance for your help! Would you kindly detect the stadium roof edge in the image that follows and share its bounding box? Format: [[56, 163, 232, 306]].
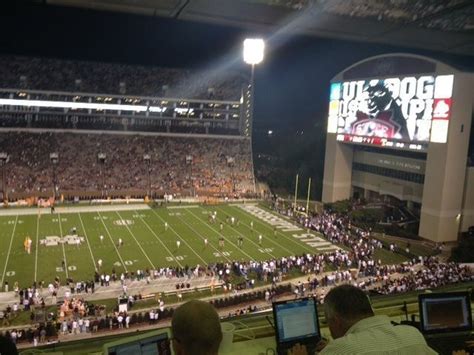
[[43, 0, 474, 57]]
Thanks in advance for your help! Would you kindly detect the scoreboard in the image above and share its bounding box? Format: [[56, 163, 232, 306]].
[[327, 74, 454, 150]]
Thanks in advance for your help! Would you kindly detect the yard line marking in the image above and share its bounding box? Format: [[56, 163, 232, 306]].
[[1, 215, 18, 286], [167, 205, 199, 209], [185, 208, 256, 261], [148, 208, 208, 266], [227, 205, 302, 255], [210, 206, 277, 259], [78, 213, 99, 271], [174, 211, 233, 262], [134, 210, 183, 268], [34, 214, 40, 282], [230, 205, 317, 254], [97, 212, 128, 272], [57, 213, 69, 279], [115, 211, 156, 269]]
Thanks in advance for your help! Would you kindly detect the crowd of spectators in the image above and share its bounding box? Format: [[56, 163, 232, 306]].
[[370, 260, 472, 295], [0, 131, 255, 197], [315, 0, 474, 32], [0, 55, 244, 101], [1, 200, 472, 348], [0, 281, 290, 348]]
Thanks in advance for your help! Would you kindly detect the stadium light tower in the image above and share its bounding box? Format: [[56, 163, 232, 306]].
[[243, 39, 265, 127], [243, 38, 264, 194]]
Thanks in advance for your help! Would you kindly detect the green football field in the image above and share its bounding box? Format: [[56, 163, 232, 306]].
[[0, 203, 349, 288]]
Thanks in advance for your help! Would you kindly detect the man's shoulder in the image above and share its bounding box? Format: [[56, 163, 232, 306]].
[[320, 317, 433, 355]]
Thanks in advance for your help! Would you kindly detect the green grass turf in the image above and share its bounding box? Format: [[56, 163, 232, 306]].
[[0, 203, 343, 288]]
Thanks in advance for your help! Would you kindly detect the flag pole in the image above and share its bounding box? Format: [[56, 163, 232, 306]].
[[306, 177, 311, 217], [293, 174, 299, 214]]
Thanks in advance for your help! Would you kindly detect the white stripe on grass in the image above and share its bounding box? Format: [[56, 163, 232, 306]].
[[57, 213, 69, 279], [185, 208, 256, 261], [227, 205, 307, 255], [134, 211, 184, 268], [149, 208, 208, 266], [34, 214, 40, 282], [97, 212, 128, 272], [229, 205, 318, 254], [78, 213, 99, 272], [1, 215, 18, 286], [174, 212, 232, 262], [115, 211, 156, 269], [213, 206, 277, 258]]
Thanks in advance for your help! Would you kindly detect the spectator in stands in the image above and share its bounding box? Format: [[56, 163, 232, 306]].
[[171, 300, 222, 355], [1, 131, 255, 197], [290, 284, 436, 355]]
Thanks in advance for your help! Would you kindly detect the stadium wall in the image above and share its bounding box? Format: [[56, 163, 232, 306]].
[[461, 167, 474, 232]]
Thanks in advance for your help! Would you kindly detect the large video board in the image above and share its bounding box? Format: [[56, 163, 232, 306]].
[[327, 74, 454, 150]]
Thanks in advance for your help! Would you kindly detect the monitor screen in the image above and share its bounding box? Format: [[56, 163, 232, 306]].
[[327, 74, 454, 149], [273, 297, 320, 344], [419, 292, 472, 334], [104, 329, 173, 355]]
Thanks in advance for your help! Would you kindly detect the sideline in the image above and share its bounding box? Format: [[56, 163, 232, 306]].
[[0, 204, 150, 216]]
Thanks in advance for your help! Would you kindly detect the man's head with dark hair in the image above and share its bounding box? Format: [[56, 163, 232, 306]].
[[323, 284, 374, 339], [0, 334, 18, 355], [171, 300, 223, 355]]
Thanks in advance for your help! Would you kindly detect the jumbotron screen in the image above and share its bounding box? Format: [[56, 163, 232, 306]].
[[327, 74, 454, 150]]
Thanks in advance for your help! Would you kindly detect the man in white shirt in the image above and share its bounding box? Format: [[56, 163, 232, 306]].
[[289, 284, 436, 355]]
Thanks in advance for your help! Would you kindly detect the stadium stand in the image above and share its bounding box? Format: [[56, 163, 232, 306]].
[[0, 131, 255, 199], [0, 54, 256, 199], [258, 0, 474, 32], [314, 0, 474, 32], [0, 55, 245, 100]]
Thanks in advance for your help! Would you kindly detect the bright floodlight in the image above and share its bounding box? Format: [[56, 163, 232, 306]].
[[243, 38, 265, 65]]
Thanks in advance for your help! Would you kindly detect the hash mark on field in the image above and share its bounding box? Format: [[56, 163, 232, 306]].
[[186, 209, 255, 261], [78, 213, 99, 272], [149, 208, 208, 265], [189, 211, 255, 260], [134, 210, 183, 267], [175, 211, 232, 262], [57, 213, 69, 279], [97, 212, 128, 272], [213, 206, 277, 258], [1, 215, 18, 286], [116, 211, 156, 269]]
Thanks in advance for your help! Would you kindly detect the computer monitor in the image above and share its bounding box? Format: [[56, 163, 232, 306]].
[[419, 292, 472, 335], [103, 328, 174, 355], [272, 297, 321, 347]]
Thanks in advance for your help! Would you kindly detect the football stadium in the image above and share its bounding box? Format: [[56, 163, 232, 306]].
[[0, 1, 474, 355]]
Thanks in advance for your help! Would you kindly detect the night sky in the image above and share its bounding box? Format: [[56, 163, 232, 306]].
[[2, 3, 474, 133]]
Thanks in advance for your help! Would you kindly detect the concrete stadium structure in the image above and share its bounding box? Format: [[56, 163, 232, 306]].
[[322, 53, 474, 243]]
